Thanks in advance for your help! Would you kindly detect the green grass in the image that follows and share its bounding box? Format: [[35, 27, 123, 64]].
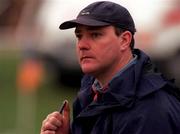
[[0, 50, 78, 134], [0, 52, 19, 133]]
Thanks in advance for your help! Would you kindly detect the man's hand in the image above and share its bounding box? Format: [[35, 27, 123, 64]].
[[40, 101, 70, 134]]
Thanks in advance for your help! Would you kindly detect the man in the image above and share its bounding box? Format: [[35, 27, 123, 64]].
[[40, 1, 180, 134]]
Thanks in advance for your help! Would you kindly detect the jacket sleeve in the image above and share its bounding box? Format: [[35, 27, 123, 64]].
[[112, 110, 175, 134]]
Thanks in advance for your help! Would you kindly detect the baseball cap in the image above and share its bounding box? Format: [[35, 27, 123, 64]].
[[59, 1, 136, 34]]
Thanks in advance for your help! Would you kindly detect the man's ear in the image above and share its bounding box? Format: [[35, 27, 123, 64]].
[[119, 31, 132, 51]]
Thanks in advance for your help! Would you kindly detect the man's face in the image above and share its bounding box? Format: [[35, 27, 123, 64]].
[[75, 25, 124, 77]]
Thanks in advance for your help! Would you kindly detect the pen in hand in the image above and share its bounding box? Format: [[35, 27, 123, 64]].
[[59, 100, 67, 114]]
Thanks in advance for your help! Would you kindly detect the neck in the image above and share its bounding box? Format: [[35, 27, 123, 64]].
[[96, 51, 133, 87]]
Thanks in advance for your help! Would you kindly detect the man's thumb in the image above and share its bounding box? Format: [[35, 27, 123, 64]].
[[63, 100, 70, 120]]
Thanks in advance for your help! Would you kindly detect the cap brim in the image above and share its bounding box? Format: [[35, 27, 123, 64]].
[[59, 17, 110, 29]]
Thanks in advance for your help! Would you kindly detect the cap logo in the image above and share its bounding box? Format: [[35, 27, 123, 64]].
[[80, 11, 90, 15]]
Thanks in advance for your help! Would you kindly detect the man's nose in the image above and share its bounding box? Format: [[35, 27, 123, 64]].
[[78, 37, 91, 50]]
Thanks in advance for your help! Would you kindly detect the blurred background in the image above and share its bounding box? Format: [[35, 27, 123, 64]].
[[0, 0, 179, 133]]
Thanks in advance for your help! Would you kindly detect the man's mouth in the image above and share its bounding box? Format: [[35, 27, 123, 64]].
[[80, 56, 93, 61]]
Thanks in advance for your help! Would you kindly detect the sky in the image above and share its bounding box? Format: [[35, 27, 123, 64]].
[[38, 0, 171, 30]]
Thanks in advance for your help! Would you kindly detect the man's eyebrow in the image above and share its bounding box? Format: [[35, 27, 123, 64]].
[[74, 28, 79, 34], [86, 26, 105, 31]]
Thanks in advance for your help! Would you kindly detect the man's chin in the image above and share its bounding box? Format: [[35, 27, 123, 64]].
[[81, 67, 96, 75]]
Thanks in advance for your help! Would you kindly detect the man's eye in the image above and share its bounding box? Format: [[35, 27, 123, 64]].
[[91, 33, 102, 38], [75, 34, 82, 40]]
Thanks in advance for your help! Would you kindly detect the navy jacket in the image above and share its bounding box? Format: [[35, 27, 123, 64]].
[[71, 49, 180, 134]]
